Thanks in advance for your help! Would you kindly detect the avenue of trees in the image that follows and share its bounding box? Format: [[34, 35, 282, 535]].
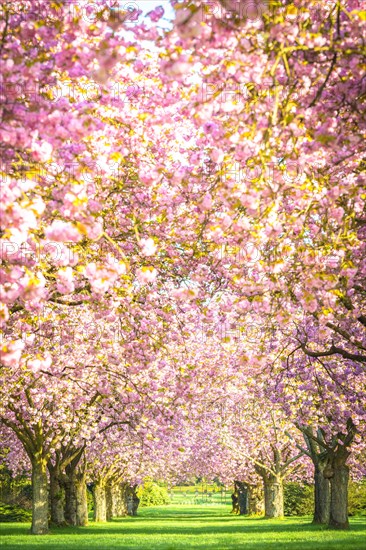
[[0, 0, 365, 535]]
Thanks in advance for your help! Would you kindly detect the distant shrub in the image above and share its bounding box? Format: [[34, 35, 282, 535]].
[[0, 463, 32, 510], [0, 503, 32, 522], [284, 482, 314, 516], [349, 480, 366, 516], [284, 479, 366, 517], [137, 481, 170, 507]]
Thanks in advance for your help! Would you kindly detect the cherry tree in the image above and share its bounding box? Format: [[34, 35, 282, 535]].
[[1, 0, 365, 535]]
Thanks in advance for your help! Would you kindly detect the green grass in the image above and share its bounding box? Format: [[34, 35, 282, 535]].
[[0, 505, 365, 549], [170, 487, 231, 505]]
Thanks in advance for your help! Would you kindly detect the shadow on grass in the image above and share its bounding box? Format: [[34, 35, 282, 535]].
[[1, 517, 365, 538]]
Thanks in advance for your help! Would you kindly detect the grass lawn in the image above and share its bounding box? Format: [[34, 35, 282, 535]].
[[0, 505, 365, 550], [170, 487, 232, 505]]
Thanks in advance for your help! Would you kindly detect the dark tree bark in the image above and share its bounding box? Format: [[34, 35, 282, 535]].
[[48, 464, 66, 526], [120, 483, 140, 516], [301, 420, 356, 529], [301, 430, 331, 525], [63, 453, 88, 526], [64, 475, 77, 526], [132, 486, 140, 516], [326, 450, 350, 529], [313, 460, 331, 525], [126, 493, 134, 516], [106, 482, 113, 521], [231, 491, 239, 514], [64, 471, 88, 526], [234, 480, 248, 515]]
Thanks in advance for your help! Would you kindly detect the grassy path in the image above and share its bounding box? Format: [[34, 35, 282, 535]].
[[1, 505, 365, 549]]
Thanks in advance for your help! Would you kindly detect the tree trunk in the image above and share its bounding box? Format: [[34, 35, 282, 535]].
[[300, 422, 354, 530], [313, 464, 330, 525], [118, 483, 140, 516], [93, 480, 107, 522], [64, 476, 77, 526], [118, 483, 129, 516], [109, 484, 121, 517], [238, 490, 248, 515], [75, 474, 88, 526], [234, 481, 248, 515], [302, 430, 331, 525], [231, 490, 239, 514], [132, 487, 140, 516], [49, 467, 66, 526], [247, 484, 264, 515], [31, 459, 49, 534], [126, 493, 134, 516], [106, 483, 113, 521], [328, 459, 349, 529], [263, 477, 284, 518]]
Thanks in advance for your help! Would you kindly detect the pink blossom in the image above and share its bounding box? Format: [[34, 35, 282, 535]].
[[165, 60, 191, 77], [85, 220, 103, 240], [304, 298, 318, 313], [88, 200, 102, 213], [140, 238, 157, 257], [200, 194, 213, 211], [56, 266, 75, 294], [210, 149, 224, 163], [26, 274, 47, 300], [27, 356, 52, 374], [0, 303, 9, 327], [136, 267, 157, 284], [31, 140, 53, 162], [0, 339, 24, 367], [147, 6, 164, 22], [45, 220, 82, 243]]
